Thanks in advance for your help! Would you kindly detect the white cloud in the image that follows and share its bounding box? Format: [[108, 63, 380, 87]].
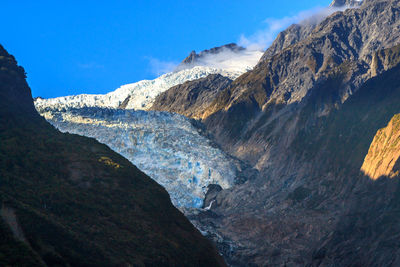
[[147, 57, 178, 76], [180, 47, 264, 73], [239, 6, 347, 50]]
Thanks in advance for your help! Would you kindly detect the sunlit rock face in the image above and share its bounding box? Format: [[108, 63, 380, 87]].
[[361, 114, 400, 179], [38, 106, 238, 208]]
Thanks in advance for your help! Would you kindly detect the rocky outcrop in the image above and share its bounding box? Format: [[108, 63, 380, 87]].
[[361, 114, 400, 179], [261, 0, 364, 63], [371, 43, 400, 77], [150, 74, 232, 119], [180, 43, 245, 65], [0, 44, 226, 266]]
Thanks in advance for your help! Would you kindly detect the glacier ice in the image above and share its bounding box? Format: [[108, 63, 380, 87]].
[[37, 106, 238, 208], [35, 66, 247, 112]]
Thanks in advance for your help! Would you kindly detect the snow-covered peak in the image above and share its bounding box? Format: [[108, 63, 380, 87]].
[[34, 67, 243, 111], [35, 49, 263, 112], [179, 45, 263, 73]]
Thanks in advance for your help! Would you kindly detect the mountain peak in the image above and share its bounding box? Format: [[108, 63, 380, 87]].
[[330, 0, 363, 7], [181, 43, 245, 65]]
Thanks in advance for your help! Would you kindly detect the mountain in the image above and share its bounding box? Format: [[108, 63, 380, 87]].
[[173, 0, 400, 265], [35, 44, 262, 113], [192, 59, 400, 266], [149, 2, 370, 121], [202, 0, 400, 165], [180, 43, 245, 65], [0, 45, 226, 266]]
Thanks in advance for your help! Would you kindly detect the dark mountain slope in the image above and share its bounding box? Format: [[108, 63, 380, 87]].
[[0, 45, 225, 266]]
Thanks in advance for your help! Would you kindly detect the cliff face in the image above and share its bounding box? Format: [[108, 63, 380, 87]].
[[0, 45, 225, 266], [361, 114, 400, 179]]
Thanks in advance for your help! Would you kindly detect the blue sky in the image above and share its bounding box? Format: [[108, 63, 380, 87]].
[[1, 0, 331, 98]]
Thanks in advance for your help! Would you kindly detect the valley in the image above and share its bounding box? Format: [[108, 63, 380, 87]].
[[3, 0, 400, 266]]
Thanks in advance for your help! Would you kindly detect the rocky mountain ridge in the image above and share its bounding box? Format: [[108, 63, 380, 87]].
[[201, 0, 400, 167]]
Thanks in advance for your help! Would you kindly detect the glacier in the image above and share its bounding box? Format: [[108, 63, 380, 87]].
[[38, 106, 239, 208], [34, 49, 262, 209]]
